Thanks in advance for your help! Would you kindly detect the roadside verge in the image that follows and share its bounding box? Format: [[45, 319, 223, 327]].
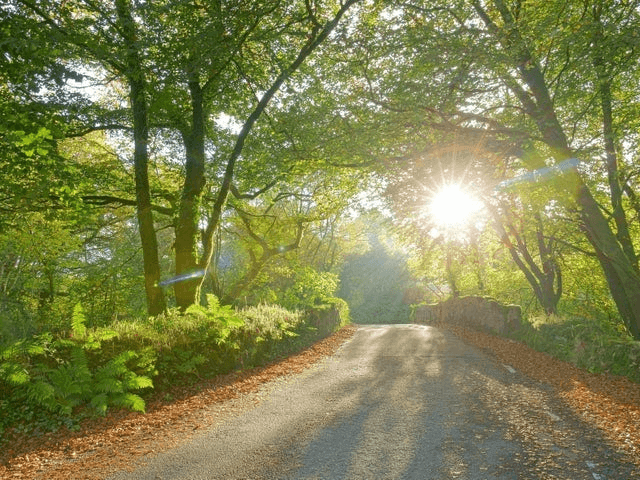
[[0, 325, 358, 480]]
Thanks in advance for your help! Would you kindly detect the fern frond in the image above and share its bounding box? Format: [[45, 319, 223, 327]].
[[205, 294, 220, 310], [71, 304, 87, 338], [95, 329, 118, 342], [49, 366, 83, 398], [70, 346, 89, 368], [82, 336, 102, 351], [55, 338, 75, 349], [112, 350, 137, 365], [113, 393, 146, 413], [0, 362, 30, 385], [0, 340, 26, 361], [27, 380, 56, 407], [123, 375, 153, 391], [185, 304, 207, 317], [222, 315, 244, 330], [90, 393, 108, 416], [95, 377, 123, 394]]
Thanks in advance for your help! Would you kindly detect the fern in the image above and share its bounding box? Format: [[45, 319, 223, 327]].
[[90, 393, 109, 416], [49, 365, 84, 398], [94, 376, 124, 394], [113, 392, 146, 413], [69, 346, 91, 381], [123, 375, 153, 390], [175, 350, 206, 374], [71, 304, 87, 339], [184, 303, 208, 318], [0, 362, 29, 385], [11, 306, 152, 417], [94, 329, 118, 343], [110, 350, 137, 366], [27, 379, 56, 411]]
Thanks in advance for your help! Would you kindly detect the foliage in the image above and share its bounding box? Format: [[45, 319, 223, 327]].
[[307, 297, 351, 337], [513, 313, 640, 383], [280, 267, 340, 311], [4, 0, 640, 442], [0, 305, 152, 438], [0, 213, 83, 341], [0, 297, 339, 441], [234, 304, 308, 368], [111, 295, 244, 385]]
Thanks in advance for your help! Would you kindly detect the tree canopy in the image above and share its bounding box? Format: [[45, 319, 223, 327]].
[[2, 0, 640, 342]]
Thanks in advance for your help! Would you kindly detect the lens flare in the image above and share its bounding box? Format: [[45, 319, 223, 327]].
[[157, 269, 205, 287]]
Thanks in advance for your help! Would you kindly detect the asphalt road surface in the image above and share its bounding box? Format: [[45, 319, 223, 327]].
[[110, 324, 636, 479]]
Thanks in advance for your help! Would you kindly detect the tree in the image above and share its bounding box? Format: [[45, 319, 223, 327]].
[[344, 0, 640, 338], [168, 0, 364, 309], [6, 0, 364, 314], [490, 202, 563, 314], [114, 0, 166, 315], [468, 0, 640, 338]]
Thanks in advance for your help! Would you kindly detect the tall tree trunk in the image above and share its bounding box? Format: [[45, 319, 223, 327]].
[[174, 76, 207, 310], [592, 28, 637, 269], [534, 214, 562, 314], [577, 184, 640, 339], [445, 248, 460, 298], [115, 0, 166, 315], [469, 227, 485, 292]]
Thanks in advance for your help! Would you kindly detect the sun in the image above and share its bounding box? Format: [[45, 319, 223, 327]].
[[427, 184, 483, 231]]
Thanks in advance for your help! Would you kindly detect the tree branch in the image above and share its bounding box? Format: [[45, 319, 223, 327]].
[[66, 124, 133, 137], [82, 195, 173, 216]]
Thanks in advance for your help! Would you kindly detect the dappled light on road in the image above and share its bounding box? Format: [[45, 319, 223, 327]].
[[110, 324, 637, 479]]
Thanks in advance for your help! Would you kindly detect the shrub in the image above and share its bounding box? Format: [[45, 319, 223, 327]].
[[307, 297, 350, 338], [0, 295, 347, 443], [280, 267, 339, 311], [233, 304, 308, 367], [111, 295, 244, 386]]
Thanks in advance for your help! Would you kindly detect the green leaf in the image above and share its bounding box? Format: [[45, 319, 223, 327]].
[[28, 380, 56, 406], [36, 127, 52, 140], [124, 375, 153, 390], [95, 377, 123, 394]]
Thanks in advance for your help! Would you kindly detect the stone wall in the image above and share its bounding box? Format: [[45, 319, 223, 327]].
[[412, 296, 521, 334], [307, 302, 347, 338]]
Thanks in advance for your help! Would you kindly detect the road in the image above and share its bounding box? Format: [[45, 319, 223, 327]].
[[110, 324, 636, 479]]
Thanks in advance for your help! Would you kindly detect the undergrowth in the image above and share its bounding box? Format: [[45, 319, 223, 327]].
[[0, 295, 346, 445], [512, 313, 640, 383]]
